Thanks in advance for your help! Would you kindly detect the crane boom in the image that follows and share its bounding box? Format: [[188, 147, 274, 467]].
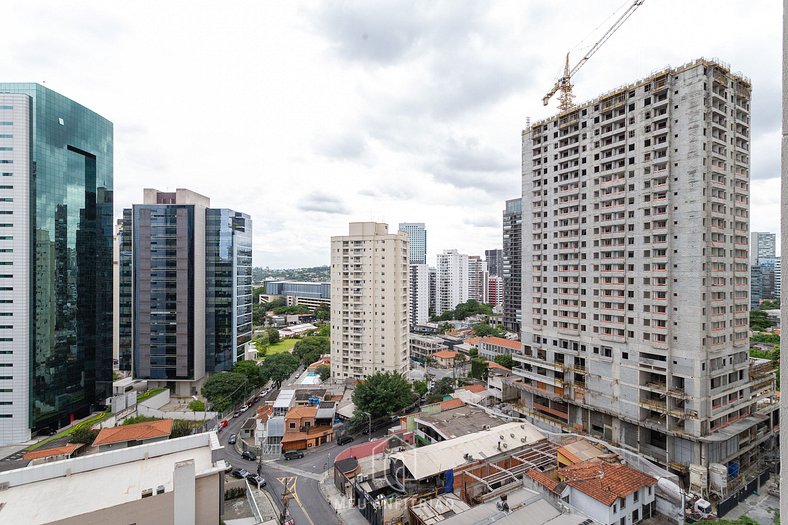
[[543, 0, 645, 111]]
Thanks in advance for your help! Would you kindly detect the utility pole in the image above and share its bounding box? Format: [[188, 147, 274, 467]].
[[280, 486, 294, 525]]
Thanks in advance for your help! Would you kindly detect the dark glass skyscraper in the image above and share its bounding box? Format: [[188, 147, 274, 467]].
[[0, 84, 113, 444]]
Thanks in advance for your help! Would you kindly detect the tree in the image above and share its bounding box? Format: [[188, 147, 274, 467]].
[[437, 322, 453, 334], [315, 304, 330, 321], [453, 353, 467, 380], [412, 380, 428, 398], [352, 372, 412, 419], [187, 400, 205, 411], [260, 352, 300, 388], [202, 372, 249, 412], [316, 324, 330, 337], [750, 310, 773, 332], [293, 336, 329, 365], [233, 360, 265, 388], [494, 354, 515, 370], [170, 420, 193, 439], [316, 364, 331, 381], [760, 299, 780, 310], [70, 426, 98, 445], [426, 377, 455, 403], [468, 347, 478, 357], [472, 322, 506, 338], [470, 358, 489, 381], [254, 332, 269, 354], [266, 327, 280, 344], [252, 286, 265, 304]]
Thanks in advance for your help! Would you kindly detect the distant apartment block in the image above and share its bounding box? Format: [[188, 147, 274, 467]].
[[515, 59, 776, 477], [408, 333, 448, 362], [502, 198, 522, 333], [399, 222, 427, 264], [409, 264, 430, 327], [0, 84, 113, 445], [487, 275, 504, 307], [468, 255, 488, 302], [750, 231, 776, 265], [435, 249, 469, 316], [121, 189, 252, 397], [330, 222, 409, 379], [261, 280, 331, 310], [485, 248, 503, 277]]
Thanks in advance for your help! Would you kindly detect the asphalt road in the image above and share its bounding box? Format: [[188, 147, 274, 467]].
[[215, 367, 368, 525]]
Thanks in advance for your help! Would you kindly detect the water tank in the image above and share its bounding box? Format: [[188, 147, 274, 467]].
[[709, 463, 728, 494], [689, 464, 708, 492]]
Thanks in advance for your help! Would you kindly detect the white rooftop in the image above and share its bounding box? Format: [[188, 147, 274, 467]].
[[390, 421, 545, 480], [0, 433, 224, 525], [274, 389, 296, 408]]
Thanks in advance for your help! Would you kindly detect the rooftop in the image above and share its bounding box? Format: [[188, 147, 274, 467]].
[[478, 337, 522, 350], [285, 406, 317, 420], [560, 460, 657, 506], [459, 384, 487, 394], [433, 350, 459, 359], [557, 439, 609, 464], [390, 421, 545, 480], [0, 433, 223, 525], [93, 419, 173, 446], [22, 444, 83, 462], [416, 405, 504, 440], [273, 389, 296, 408]]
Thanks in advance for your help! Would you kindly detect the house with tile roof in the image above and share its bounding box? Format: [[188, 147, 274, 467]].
[[23, 444, 84, 465], [557, 460, 657, 525], [431, 349, 459, 368], [92, 419, 173, 452], [282, 405, 333, 451]]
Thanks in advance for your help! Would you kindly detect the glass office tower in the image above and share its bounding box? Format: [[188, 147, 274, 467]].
[[0, 83, 113, 444]]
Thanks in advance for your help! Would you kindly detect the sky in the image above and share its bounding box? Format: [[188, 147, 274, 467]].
[[2, 1, 782, 267]]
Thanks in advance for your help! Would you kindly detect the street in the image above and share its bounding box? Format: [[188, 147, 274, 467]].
[[214, 367, 374, 525]]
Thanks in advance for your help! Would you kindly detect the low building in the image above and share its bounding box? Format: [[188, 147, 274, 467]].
[[413, 404, 504, 445], [261, 280, 330, 310], [0, 433, 225, 525], [22, 444, 84, 466], [279, 322, 317, 338], [273, 389, 296, 416], [409, 334, 449, 362], [282, 406, 333, 451], [92, 419, 173, 452], [476, 337, 521, 360], [451, 384, 494, 407], [529, 460, 658, 525], [432, 350, 459, 368]]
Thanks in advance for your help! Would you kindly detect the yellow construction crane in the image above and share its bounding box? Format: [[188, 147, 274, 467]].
[[543, 0, 646, 112]]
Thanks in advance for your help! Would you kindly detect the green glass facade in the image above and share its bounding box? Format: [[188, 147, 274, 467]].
[[0, 83, 113, 432]]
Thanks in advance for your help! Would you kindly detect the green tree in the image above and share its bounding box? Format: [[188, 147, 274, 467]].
[[472, 322, 506, 338], [260, 352, 300, 388], [470, 358, 489, 381], [316, 324, 330, 337], [352, 372, 412, 419], [760, 299, 780, 310], [751, 333, 780, 345], [293, 336, 329, 365], [494, 354, 515, 370], [437, 322, 453, 334], [316, 364, 331, 381], [426, 377, 455, 403], [69, 426, 98, 445], [233, 360, 265, 388], [412, 380, 428, 398], [202, 372, 249, 412], [315, 304, 330, 321], [266, 327, 280, 344], [187, 400, 205, 411], [468, 347, 478, 357], [750, 310, 773, 332]]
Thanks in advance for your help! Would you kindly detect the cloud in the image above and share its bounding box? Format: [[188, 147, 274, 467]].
[[297, 192, 350, 214], [464, 215, 501, 229], [314, 132, 367, 160]]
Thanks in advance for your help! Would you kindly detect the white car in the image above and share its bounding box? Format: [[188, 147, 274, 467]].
[[240, 405, 249, 412]]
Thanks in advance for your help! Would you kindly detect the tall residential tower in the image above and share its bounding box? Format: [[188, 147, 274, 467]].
[[502, 198, 522, 333], [435, 249, 469, 316], [513, 60, 775, 476], [0, 84, 113, 444], [331, 223, 409, 379]]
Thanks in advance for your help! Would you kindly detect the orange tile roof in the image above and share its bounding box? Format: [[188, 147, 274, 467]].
[[285, 406, 317, 420], [256, 404, 274, 422], [527, 469, 561, 493], [480, 337, 522, 350], [23, 443, 83, 461], [93, 419, 173, 446], [440, 398, 465, 411], [560, 460, 656, 506], [487, 361, 510, 371], [465, 337, 482, 345], [460, 384, 487, 393], [433, 350, 459, 359]]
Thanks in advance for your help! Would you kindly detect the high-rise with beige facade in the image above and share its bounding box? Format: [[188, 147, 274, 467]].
[[514, 59, 776, 479], [330, 223, 409, 379]]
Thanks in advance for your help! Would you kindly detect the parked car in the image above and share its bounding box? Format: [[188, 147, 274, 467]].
[[228, 434, 237, 445], [219, 419, 229, 428], [242, 450, 257, 461], [231, 468, 250, 479], [233, 411, 241, 418], [240, 404, 250, 412], [283, 450, 304, 461], [337, 435, 354, 446], [248, 474, 266, 487], [224, 463, 233, 474]]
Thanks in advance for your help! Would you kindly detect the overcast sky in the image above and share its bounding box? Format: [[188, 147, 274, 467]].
[[3, 1, 781, 267]]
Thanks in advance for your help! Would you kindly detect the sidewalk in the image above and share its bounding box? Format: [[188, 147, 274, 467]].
[[318, 470, 368, 525]]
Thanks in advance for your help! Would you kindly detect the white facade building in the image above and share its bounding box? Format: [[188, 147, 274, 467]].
[[468, 255, 488, 303], [435, 249, 469, 316], [409, 263, 430, 327], [330, 223, 409, 379], [398, 222, 427, 264]]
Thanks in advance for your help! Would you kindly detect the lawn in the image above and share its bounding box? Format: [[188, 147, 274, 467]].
[[28, 410, 111, 451], [261, 338, 297, 357]]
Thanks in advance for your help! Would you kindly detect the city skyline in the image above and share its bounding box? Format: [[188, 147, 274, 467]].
[[2, 1, 781, 267]]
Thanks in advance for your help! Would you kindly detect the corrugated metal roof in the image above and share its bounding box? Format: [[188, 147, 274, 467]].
[[390, 422, 545, 480]]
